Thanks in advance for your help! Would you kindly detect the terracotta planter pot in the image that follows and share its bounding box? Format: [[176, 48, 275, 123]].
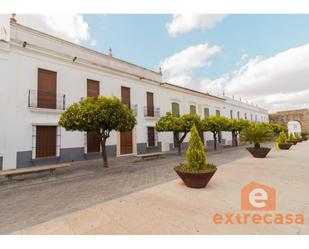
[[174, 166, 216, 188], [287, 140, 297, 145], [247, 147, 271, 158], [278, 143, 292, 150]]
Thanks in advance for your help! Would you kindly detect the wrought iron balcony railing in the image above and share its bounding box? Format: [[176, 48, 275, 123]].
[[28, 90, 66, 110], [144, 106, 160, 118]]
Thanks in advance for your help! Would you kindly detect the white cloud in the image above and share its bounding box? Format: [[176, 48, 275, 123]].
[[16, 14, 91, 44], [166, 14, 227, 37], [160, 43, 220, 87], [201, 44, 309, 112]]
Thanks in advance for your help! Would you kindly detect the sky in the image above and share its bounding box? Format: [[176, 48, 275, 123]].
[[2, 14, 309, 113]]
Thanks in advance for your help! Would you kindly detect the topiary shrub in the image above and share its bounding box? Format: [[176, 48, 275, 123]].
[[278, 131, 287, 144], [295, 132, 300, 140], [289, 132, 295, 141], [301, 132, 308, 141], [178, 125, 216, 173]]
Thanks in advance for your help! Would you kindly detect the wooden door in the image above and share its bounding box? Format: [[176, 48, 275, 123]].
[[120, 86, 133, 154], [87, 79, 101, 153], [146, 92, 154, 116], [148, 127, 155, 147], [37, 69, 57, 109], [36, 126, 57, 158]]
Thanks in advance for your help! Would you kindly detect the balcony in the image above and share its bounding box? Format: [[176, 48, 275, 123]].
[[28, 90, 66, 110], [144, 106, 160, 118]]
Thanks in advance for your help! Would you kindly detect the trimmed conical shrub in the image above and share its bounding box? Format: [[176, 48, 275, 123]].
[[295, 132, 300, 140], [186, 125, 206, 171], [278, 131, 287, 144], [289, 133, 295, 141]]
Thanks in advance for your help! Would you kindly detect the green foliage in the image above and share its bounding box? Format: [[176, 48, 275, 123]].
[[155, 112, 201, 133], [186, 125, 206, 171], [59, 96, 136, 135], [301, 132, 308, 140], [271, 124, 288, 135], [59, 96, 136, 167], [289, 132, 295, 141], [156, 112, 201, 155], [278, 131, 287, 144], [201, 116, 229, 133], [240, 123, 274, 148], [294, 132, 300, 140]]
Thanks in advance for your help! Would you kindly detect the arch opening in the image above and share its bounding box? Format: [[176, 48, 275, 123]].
[[287, 121, 302, 135]]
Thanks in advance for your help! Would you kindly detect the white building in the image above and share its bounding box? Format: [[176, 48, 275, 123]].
[[0, 17, 268, 171]]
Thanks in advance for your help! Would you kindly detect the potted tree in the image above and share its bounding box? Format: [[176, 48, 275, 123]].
[[287, 133, 297, 145], [174, 125, 217, 188], [301, 132, 308, 141], [277, 131, 292, 150], [240, 124, 274, 158], [295, 132, 302, 142]]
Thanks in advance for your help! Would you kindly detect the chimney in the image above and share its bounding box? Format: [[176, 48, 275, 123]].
[[108, 47, 112, 56]]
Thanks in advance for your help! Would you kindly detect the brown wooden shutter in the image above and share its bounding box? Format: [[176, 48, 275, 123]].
[[37, 69, 57, 109], [36, 126, 57, 158], [121, 86, 131, 107], [86, 79, 100, 153], [87, 79, 100, 98], [148, 127, 155, 147], [146, 92, 154, 116], [120, 86, 133, 154]]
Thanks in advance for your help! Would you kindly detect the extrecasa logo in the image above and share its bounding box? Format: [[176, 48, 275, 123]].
[[212, 182, 304, 225]]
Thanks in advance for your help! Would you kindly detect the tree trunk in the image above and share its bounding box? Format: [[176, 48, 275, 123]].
[[101, 137, 108, 167], [254, 143, 261, 149], [177, 143, 182, 155], [213, 133, 217, 150]]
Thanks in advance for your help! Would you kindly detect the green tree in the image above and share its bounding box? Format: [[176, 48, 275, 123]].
[[186, 125, 206, 171], [227, 118, 250, 146], [278, 131, 287, 144], [59, 96, 136, 167], [270, 123, 288, 136], [295, 132, 300, 140], [201, 116, 229, 150], [240, 123, 274, 149], [156, 112, 201, 155], [289, 132, 295, 141]]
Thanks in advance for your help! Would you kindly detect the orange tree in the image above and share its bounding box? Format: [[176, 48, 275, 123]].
[[59, 96, 136, 167]]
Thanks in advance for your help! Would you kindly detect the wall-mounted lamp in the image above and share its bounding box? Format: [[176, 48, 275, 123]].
[[22, 41, 27, 48], [73, 57, 77, 62]]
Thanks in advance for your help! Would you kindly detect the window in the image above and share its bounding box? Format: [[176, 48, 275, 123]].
[[190, 105, 196, 114], [230, 110, 233, 119], [204, 108, 209, 118], [250, 114, 253, 121], [147, 127, 155, 147], [146, 92, 154, 117], [216, 110, 220, 117], [171, 102, 180, 117], [255, 114, 257, 122], [244, 113, 247, 120], [35, 126, 57, 158], [37, 68, 57, 109], [237, 111, 240, 120]]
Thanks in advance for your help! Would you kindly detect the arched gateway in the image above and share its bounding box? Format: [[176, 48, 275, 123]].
[[269, 109, 309, 133]]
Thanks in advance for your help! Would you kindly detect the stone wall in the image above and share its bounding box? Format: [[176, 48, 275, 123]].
[[269, 109, 309, 133]]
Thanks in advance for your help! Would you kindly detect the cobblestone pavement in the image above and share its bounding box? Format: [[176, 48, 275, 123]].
[[0, 145, 264, 234]]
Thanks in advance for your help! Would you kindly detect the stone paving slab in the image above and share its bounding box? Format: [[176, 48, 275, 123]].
[[17, 142, 309, 235], [0, 145, 252, 234]]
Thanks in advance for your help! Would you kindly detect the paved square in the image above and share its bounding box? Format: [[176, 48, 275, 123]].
[[13, 142, 309, 235]]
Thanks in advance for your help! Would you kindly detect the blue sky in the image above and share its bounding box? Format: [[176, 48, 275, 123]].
[[82, 14, 309, 80]]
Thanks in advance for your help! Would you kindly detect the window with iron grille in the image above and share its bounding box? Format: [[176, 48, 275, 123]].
[[216, 110, 220, 117], [237, 111, 240, 120], [230, 110, 233, 118]]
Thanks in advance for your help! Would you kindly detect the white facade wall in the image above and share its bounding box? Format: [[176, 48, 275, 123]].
[[0, 21, 269, 170]]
